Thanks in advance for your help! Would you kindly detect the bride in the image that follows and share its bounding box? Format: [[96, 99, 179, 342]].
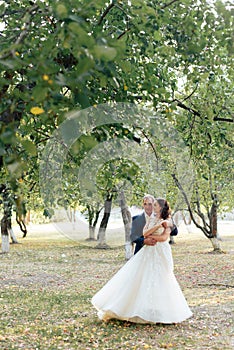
[[91, 197, 193, 324]]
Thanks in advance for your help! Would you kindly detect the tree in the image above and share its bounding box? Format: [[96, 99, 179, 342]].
[[85, 203, 103, 241], [0, 184, 28, 252], [0, 0, 233, 251], [0, 185, 15, 252], [119, 190, 132, 260], [171, 128, 233, 252], [96, 192, 113, 249]]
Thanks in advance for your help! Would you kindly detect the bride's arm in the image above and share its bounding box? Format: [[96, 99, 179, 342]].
[[161, 219, 172, 228], [151, 226, 171, 242], [143, 223, 163, 238]]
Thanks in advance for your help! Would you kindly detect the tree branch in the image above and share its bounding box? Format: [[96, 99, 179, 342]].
[[172, 97, 233, 124], [172, 173, 213, 238], [140, 129, 159, 171], [0, 4, 39, 59], [117, 27, 131, 40], [213, 117, 233, 123], [194, 187, 210, 231], [161, 0, 180, 10], [175, 99, 201, 116], [182, 84, 199, 101], [98, 2, 115, 25]]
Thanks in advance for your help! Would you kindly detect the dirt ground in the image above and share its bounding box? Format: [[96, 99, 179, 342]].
[[0, 221, 233, 349]]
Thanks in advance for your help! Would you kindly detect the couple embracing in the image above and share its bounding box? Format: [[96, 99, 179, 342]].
[[92, 194, 193, 324]]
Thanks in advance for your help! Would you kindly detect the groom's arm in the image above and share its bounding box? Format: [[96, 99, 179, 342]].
[[132, 236, 144, 245], [130, 214, 156, 246]]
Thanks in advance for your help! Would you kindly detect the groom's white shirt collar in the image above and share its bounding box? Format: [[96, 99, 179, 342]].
[[144, 212, 155, 221]]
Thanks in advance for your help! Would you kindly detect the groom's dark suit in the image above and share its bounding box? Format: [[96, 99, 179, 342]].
[[130, 212, 146, 254]]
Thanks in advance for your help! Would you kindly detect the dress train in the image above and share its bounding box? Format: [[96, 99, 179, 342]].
[[92, 242, 193, 324]]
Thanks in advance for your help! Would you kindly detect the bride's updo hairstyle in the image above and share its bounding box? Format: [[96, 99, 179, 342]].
[[156, 198, 171, 219]]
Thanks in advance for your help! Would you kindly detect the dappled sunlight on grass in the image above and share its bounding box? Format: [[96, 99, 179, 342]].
[[0, 227, 233, 349]]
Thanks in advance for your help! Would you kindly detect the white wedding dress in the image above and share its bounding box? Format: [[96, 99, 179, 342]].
[[91, 219, 193, 324]]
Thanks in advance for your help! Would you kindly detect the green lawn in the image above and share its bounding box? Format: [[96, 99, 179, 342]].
[[0, 227, 233, 349]]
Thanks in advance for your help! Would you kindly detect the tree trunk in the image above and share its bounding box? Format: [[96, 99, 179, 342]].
[[172, 174, 224, 253], [87, 205, 95, 241], [119, 191, 132, 260], [1, 216, 9, 253], [15, 195, 27, 237], [1, 185, 13, 253], [96, 227, 109, 248], [88, 225, 96, 240], [210, 195, 219, 237], [96, 195, 112, 249], [209, 237, 222, 253], [86, 206, 101, 241], [209, 194, 222, 251], [9, 228, 18, 244], [7, 215, 18, 243]]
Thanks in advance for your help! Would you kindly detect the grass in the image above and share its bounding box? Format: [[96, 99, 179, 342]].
[[0, 225, 233, 349]]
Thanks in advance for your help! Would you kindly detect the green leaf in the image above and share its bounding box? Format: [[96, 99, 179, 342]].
[[56, 3, 68, 19], [93, 45, 117, 61], [0, 144, 6, 156], [21, 140, 37, 156], [76, 57, 95, 74], [68, 22, 94, 47], [0, 129, 16, 144], [32, 86, 48, 103], [118, 60, 132, 72], [153, 31, 161, 41]]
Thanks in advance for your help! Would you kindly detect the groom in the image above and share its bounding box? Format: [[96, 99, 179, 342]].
[[130, 194, 158, 254]]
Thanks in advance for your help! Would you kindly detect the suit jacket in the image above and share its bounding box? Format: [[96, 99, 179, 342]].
[[130, 212, 146, 254]]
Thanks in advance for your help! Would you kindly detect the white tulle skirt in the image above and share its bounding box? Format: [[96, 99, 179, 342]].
[[91, 242, 193, 324]]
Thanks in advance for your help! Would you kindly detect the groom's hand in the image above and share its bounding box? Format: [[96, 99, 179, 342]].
[[144, 236, 157, 246]]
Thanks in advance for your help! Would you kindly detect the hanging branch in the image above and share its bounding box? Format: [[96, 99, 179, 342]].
[[172, 173, 213, 238], [98, 2, 115, 25], [161, 0, 180, 10], [182, 84, 199, 101], [98, 0, 180, 27], [170, 97, 233, 124], [175, 99, 201, 117], [140, 129, 159, 171], [117, 27, 131, 40], [213, 117, 233, 123], [211, 105, 233, 123]]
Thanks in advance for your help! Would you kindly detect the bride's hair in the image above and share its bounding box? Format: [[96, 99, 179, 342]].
[[156, 198, 171, 219]]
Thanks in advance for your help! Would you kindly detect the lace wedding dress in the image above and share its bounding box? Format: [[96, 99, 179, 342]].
[[91, 219, 193, 324]]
